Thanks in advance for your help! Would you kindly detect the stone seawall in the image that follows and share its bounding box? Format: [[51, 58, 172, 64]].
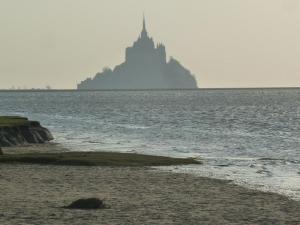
[[0, 117, 53, 147]]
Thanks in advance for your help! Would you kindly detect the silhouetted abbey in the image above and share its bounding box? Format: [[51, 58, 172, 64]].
[[77, 17, 198, 90]]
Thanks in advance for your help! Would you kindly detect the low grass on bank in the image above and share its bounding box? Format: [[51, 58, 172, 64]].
[[0, 152, 201, 167], [0, 116, 29, 127]]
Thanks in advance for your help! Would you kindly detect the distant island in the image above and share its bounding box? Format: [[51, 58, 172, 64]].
[[77, 17, 198, 90]]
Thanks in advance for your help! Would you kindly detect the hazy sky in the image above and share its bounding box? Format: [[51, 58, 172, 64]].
[[1, 0, 300, 89]]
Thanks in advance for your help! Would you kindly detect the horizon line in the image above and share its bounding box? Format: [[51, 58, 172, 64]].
[[0, 87, 300, 92]]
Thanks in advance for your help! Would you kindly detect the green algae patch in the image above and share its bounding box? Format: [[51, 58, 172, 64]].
[[0, 152, 201, 167], [0, 116, 29, 127]]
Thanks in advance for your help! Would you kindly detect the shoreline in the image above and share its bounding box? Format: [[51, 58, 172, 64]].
[[0, 144, 299, 224], [0, 151, 200, 167], [2, 144, 299, 199]]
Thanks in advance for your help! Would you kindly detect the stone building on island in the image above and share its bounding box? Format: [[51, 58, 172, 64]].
[[77, 17, 198, 90]]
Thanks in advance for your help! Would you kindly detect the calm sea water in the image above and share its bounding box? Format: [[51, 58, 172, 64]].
[[0, 89, 299, 199]]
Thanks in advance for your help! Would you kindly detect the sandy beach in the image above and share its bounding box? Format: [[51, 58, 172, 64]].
[[1, 145, 300, 225]]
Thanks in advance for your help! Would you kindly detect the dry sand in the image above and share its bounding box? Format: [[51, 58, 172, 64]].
[[0, 145, 300, 225]]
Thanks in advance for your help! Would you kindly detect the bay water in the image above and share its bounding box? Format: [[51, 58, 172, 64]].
[[1, 89, 299, 199]]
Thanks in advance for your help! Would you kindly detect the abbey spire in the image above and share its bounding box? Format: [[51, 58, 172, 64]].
[[143, 14, 146, 31], [141, 14, 148, 39]]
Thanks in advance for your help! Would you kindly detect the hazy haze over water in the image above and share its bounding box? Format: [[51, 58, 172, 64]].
[[1, 0, 300, 89]]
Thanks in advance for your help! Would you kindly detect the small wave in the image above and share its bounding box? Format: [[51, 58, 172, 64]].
[[256, 169, 273, 177], [82, 141, 105, 144], [115, 124, 151, 130], [216, 164, 234, 167], [258, 157, 283, 161]]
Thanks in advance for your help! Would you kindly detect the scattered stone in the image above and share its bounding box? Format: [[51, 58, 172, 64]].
[[65, 198, 105, 210], [0, 148, 3, 155]]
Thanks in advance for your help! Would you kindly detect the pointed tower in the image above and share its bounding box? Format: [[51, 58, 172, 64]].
[[141, 14, 148, 39], [143, 14, 146, 30]]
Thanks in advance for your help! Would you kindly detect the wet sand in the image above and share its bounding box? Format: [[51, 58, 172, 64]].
[[0, 146, 300, 225]]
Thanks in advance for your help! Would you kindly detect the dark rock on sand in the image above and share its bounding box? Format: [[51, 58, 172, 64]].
[[66, 198, 105, 210], [0, 117, 53, 147], [0, 148, 3, 155]]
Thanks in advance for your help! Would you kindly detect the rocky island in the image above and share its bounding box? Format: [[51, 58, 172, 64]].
[[77, 17, 198, 90], [0, 116, 53, 147]]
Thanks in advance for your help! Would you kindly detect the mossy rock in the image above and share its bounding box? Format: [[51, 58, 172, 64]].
[[0, 116, 53, 147]]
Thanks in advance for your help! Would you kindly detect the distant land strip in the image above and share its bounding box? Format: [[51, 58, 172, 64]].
[[0, 87, 300, 92]]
